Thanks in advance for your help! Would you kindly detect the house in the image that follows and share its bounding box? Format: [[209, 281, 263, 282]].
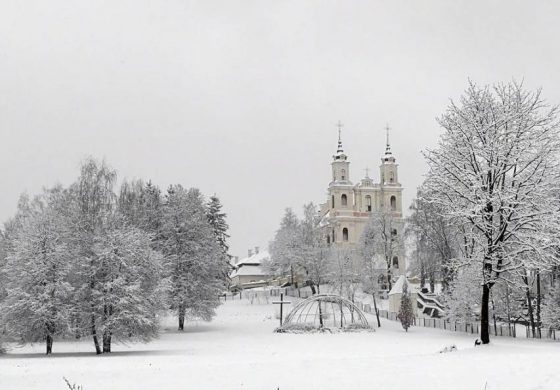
[[229, 247, 272, 291]]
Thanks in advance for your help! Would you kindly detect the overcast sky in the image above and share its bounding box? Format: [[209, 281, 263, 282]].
[[1, 0, 560, 258]]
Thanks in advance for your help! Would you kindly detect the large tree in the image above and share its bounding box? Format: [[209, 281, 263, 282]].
[[358, 216, 382, 327], [299, 203, 330, 294], [268, 208, 302, 286], [161, 186, 227, 330], [423, 81, 560, 344], [1, 188, 74, 354]]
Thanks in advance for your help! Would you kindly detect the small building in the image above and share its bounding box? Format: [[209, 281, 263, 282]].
[[388, 275, 445, 318], [388, 275, 419, 315], [229, 247, 272, 291]]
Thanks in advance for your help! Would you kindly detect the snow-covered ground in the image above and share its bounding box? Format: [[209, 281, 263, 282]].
[[1, 297, 559, 390]]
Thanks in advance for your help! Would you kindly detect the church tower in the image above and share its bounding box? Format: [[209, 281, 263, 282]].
[[379, 125, 403, 218], [319, 122, 406, 277], [331, 121, 350, 183]]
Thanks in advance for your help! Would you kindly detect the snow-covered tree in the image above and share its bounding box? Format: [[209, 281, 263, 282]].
[[328, 246, 359, 300], [206, 195, 231, 280], [71, 157, 117, 354], [206, 195, 230, 255], [368, 211, 401, 291], [398, 281, 414, 332], [161, 185, 227, 330], [0, 229, 8, 303], [542, 282, 560, 329], [423, 81, 560, 343], [358, 217, 382, 327], [2, 187, 74, 354], [268, 208, 302, 286], [91, 219, 163, 352], [299, 203, 330, 294], [407, 186, 459, 292], [443, 264, 481, 324]]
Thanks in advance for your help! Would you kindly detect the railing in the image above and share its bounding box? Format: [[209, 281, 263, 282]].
[[262, 288, 560, 341]]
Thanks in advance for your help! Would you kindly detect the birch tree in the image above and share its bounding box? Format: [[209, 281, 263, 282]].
[[423, 81, 560, 343]]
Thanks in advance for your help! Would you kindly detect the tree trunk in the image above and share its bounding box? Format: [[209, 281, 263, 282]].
[[521, 274, 536, 337], [91, 314, 102, 355], [505, 283, 512, 335], [480, 283, 491, 344], [429, 273, 435, 294], [102, 332, 112, 353], [536, 271, 542, 338], [290, 265, 294, 287], [178, 306, 186, 331], [46, 334, 53, 355], [372, 293, 381, 328]]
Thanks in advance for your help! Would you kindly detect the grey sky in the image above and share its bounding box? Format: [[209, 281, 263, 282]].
[[1, 1, 560, 258]]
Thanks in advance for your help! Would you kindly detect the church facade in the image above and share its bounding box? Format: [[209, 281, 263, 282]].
[[319, 126, 406, 275]]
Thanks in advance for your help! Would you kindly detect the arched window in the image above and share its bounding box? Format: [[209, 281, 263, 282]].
[[392, 256, 399, 268], [326, 235, 330, 244], [341, 169, 346, 181], [389, 172, 394, 183], [331, 195, 335, 209], [342, 228, 349, 242], [365, 195, 372, 212], [341, 194, 347, 206], [390, 196, 397, 211]]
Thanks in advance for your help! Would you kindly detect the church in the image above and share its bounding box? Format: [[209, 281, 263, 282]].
[[319, 124, 406, 276]]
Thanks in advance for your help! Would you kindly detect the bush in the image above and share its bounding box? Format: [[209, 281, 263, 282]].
[[344, 323, 375, 332]]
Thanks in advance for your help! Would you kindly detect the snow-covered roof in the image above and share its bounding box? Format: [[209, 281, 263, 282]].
[[230, 265, 270, 278], [230, 250, 272, 279], [388, 275, 419, 296], [235, 250, 270, 267]]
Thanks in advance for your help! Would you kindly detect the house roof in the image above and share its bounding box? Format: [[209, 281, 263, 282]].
[[230, 250, 271, 278], [230, 265, 270, 278], [234, 250, 270, 267]]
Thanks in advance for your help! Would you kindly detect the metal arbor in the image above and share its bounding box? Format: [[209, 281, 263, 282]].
[[282, 294, 369, 329]]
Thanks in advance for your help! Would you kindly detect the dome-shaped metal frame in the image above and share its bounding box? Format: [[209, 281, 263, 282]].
[[283, 294, 369, 329]]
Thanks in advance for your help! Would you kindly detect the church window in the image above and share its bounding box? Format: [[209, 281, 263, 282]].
[[389, 172, 394, 183], [332, 195, 335, 209], [327, 235, 330, 244], [390, 196, 397, 211], [391, 228, 397, 237], [366, 195, 372, 212], [341, 169, 346, 181], [342, 228, 349, 242], [393, 256, 399, 268], [341, 194, 347, 206]]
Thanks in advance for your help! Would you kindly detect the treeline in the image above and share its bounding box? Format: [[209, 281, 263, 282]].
[[268, 203, 403, 328], [0, 158, 230, 355], [406, 81, 560, 343]]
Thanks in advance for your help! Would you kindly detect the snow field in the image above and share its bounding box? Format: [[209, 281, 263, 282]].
[[1, 297, 560, 390]]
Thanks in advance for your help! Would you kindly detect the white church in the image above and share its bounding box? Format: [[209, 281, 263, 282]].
[[319, 124, 406, 275]]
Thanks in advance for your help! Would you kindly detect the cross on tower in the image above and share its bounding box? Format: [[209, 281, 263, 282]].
[[337, 120, 343, 140], [385, 123, 391, 146], [365, 167, 370, 178]]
